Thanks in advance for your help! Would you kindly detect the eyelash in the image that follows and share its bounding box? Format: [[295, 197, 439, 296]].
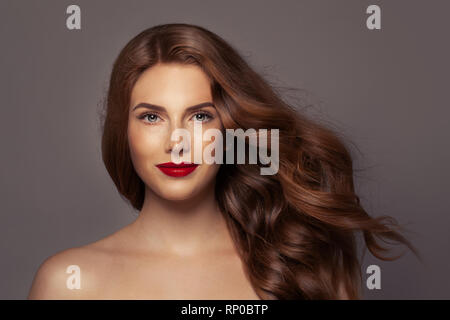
[[138, 111, 214, 125]]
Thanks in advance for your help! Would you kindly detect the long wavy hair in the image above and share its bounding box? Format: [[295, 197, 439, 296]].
[[99, 23, 421, 299]]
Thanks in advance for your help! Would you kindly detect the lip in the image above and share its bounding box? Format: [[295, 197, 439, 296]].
[[155, 162, 199, 177]]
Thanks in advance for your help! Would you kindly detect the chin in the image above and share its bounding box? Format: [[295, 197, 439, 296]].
[[155, 180, 201, 201]]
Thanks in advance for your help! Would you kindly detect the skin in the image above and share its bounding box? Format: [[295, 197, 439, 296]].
[[27, 63, 260, 300]]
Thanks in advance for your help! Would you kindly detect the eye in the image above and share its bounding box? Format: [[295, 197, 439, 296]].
[[192, 112, 213, 123], [138, 112, 161, 124]]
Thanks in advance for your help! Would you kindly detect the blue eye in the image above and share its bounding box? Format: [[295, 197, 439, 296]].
[[138, 111, 213, 124], [139, 113, 161, 124], [192, 112, 213, 122]]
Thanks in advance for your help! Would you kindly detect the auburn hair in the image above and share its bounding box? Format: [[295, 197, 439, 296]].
[[99, 23, 421, 299]]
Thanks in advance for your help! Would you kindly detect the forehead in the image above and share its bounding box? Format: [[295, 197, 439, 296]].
[[130, 63, 212, 108]]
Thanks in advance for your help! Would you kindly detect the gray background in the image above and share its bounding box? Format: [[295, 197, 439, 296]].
[[0, 0, 448, 299]]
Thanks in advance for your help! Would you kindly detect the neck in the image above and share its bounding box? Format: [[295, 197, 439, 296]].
[[131, 182, 235, 257]]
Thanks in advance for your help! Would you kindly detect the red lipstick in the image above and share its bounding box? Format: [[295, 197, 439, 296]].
[[155, 162, 198, 177]]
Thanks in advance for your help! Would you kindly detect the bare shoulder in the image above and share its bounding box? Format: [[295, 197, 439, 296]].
[[27, 225, 134, 300]]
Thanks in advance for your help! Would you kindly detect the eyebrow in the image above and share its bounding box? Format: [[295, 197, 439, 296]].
[[132, 101, 215, 113]]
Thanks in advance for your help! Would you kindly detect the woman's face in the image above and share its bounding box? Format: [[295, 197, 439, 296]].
[[128, 63, 223, 201]]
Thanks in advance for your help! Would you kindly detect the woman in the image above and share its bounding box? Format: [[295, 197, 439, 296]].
[[28, 23, 421, 300]]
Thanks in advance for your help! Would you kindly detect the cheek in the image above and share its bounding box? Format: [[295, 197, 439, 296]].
[[201, 137, 224, 163], [205, 163, 221, 178], [128, 125, 162, 166], [197, 163, 221, 191], [199, 121, 224, 160]]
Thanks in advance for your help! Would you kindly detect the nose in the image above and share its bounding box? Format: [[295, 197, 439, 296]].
[[164, 122, 191, 156]]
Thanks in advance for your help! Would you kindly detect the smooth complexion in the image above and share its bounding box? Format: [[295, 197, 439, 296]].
[[27, 63, 260, 300]]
